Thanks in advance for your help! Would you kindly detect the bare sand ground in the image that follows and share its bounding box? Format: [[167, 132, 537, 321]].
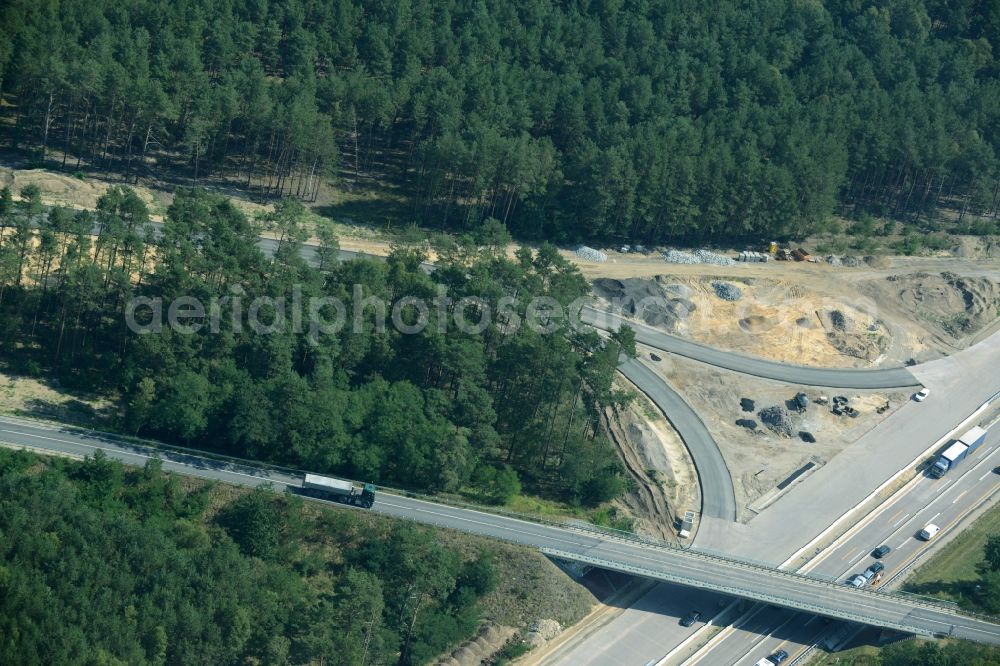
[[642, 348, 908, 522]]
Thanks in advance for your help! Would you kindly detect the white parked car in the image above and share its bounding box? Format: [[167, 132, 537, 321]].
[[845, 574, 867, 588], [919, 524, 940, 540], [913, 388, 930, 402]]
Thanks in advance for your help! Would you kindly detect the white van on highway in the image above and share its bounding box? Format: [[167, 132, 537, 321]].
[[919, 524, 940, 540]]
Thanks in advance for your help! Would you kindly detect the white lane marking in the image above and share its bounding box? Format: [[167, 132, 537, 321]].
[[5, 424, 997, 636], [981, 470, 993, 481], [898, 537, 912, 548], [730, 625, 779, 666], [376, 500, 590, 548], [937, 479, 954, 492], [0, 425, 593, 545], [847, 550, 866, 565], [582, 540, 976, 631], [2, 425, 598, 552], [892, 512, 911, 527], [0, 428, 285, 484], [841, 548, 860, 562], [928, 512, 941, 522]]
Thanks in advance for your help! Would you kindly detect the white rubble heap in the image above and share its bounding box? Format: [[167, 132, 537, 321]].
[[574, 245, 608, 262], [662, 248, 736, 266]]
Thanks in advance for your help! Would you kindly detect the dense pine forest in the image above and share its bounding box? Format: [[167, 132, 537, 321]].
[[0, 184, 630, 507], [1, 0, 999, 243], [0, 448, 505, 665]]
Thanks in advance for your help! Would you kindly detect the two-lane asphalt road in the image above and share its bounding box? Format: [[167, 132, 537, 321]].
[[582, 307, 920, 389], [2, 414, 999, 645], [618, 358, 736, 521]]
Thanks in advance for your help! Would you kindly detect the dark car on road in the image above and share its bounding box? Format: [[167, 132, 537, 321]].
[[769, 650, 789, 664], [872, 544, 891, 558], [866, 561, 885, 575], [680, 610, 702, 627]]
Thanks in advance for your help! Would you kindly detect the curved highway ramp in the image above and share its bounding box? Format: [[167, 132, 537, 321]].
[[583, 307, 921, 389], [618, 358, 737, 522]]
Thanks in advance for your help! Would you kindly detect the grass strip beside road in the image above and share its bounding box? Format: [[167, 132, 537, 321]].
[[903, 500, 1000, 603]]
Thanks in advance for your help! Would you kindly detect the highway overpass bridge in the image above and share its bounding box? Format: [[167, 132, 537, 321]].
[[1, 414, 998, 645]]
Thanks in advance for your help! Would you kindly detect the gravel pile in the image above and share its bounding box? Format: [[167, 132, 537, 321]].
[[662, 249, 698, 264], [662, 248, 735, 266], [829, 309, 848, 331], [575, 245, 608, 262], [825, 255, 843, 266], [758, 405, 795, 437], [526, 619, 563, 648], [712, 281, 742, 301], [693, 249, 736, 265], [841, 255, 862, 267]]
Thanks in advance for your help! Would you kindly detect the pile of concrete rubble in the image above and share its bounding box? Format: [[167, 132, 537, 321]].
[[574, 245, 608, 262], [662, 248, 736, 266]]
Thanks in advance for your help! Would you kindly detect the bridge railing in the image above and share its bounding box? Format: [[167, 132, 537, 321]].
[[15, 412, 1000, 625], [541, 548, 937, 637]]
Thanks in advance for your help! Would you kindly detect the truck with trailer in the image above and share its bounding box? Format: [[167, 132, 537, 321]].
[[929, 426, 988, 479], [301, 473, 376, 508]]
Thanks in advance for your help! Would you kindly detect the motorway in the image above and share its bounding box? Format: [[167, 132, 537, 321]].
[[582, 307, 920, 389], [543, 583, 730, 666], [695, 329, 1000, 561], [619, 357, 736, 521], [2, 414, 1000, 646], [54, 212, 1000, 659], [675, 419, 1000, 666], [548, 315, 1000, 665]]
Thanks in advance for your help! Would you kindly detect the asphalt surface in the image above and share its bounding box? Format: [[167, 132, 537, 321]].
[[307, 241, 741, 522], [546, 583, 729, 666], [581, 307, 921, 389], [543, 540, 998, 643], [554, 327, 1000, 666], [696, 328, 1000, 563], [714, 420, 1000, 666], [677, 423, 1000, 666], [56, 211, 1000, 657], [2, 415, 999, 646], [618, 358, 736, 521]]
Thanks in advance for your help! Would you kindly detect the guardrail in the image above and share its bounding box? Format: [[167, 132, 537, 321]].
[[540, 543, 997, 626], [877, 482, 1000, 626], [5, 412, 684, 548], [541, 548, 936, 637], [8, 411, 1000, 628]]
